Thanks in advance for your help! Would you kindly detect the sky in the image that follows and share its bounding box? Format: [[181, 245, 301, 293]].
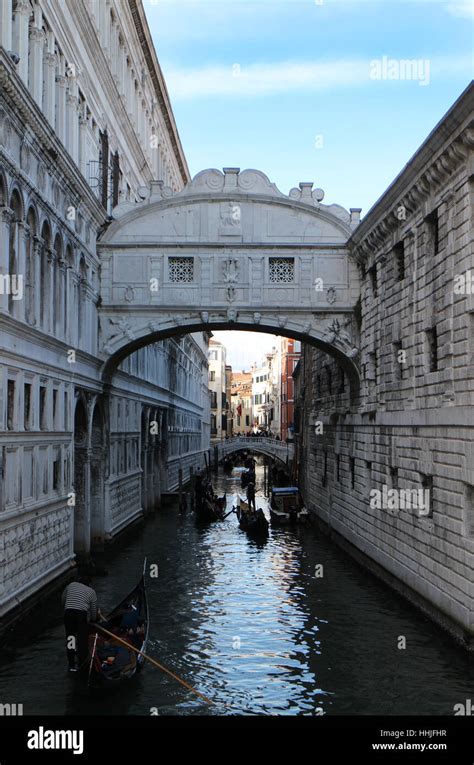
[[144, 0, 473, 369]]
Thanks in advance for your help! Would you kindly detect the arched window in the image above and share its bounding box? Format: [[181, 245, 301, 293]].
[[25, 206, 37, 324], [40, 220, 51, 330], [8, 189, 23, 315]]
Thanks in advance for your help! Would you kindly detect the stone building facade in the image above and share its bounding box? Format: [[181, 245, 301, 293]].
[[208, 338, 227, 441], [294, 83, 474, 646], [0, 0, 210, 622]]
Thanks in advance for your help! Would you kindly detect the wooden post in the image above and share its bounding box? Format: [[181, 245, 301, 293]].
[[178, 467, 183, 510], [190, 466, 195, 511]]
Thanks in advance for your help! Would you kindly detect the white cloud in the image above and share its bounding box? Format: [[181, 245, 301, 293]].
[[164, 55, 472, 100], [166, 59, 370, 99], [444, 1, 474, 18], [212, 331, 280, 370]]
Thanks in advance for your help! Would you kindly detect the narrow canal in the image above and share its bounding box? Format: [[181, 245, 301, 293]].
[[0, 462, 472, 716]]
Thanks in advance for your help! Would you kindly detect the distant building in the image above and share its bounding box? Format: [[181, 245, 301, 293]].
[[280, 338, 301, 441], [251, 347, 281, 434], [231, 371, 253, 433], [208, 339, 227, 440], [225, 365, 233, 436]]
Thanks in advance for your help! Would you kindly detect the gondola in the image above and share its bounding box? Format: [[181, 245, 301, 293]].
[[195, 492, 227, 523], [83, 561, 149, 690], [237, 496, 269, 535]]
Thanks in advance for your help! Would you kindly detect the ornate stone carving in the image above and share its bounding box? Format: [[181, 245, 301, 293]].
[[326, 287, 337, 304], [227, 308, 237, 322], [124, 286, 135, 302], [253, 312, 262, 324], [222, 257, 239, 283]]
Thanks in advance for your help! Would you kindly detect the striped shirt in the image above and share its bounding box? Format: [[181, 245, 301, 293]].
[[62, 582, 98, 621]]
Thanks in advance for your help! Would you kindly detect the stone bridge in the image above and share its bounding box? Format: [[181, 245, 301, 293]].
[[215, 436, 294, 465], [98, 168, 362, 396]]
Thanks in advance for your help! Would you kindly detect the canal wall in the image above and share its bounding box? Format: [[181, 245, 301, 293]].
[[294, 85, 474, 649]]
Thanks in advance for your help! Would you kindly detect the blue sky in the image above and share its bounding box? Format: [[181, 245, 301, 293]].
[[145, 0, 472, 215], [143, 0, 473, 369]]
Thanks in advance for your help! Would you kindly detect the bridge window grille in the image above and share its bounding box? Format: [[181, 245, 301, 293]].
[[168, 257, 194, 283], [269, 257, 295, 283]]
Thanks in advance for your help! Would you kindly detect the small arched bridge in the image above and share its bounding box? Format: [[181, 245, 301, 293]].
[[215, 436, 293, 465]]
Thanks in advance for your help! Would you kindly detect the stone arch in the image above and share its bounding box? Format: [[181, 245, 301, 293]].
[[9, 185, 24, 220], [101, 320, 360, 401], [221, 442, 288, 466], [8, 188, 23, 315]]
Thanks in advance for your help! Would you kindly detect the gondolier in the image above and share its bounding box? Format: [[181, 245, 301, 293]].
[[246, 481, 256, 513], [62, 575, 100, 672]]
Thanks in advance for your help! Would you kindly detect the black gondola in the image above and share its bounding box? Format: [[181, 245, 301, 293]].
[[83, 562, 149, 690], [195, 492, 227, 522], [237, 497, 269, 535]]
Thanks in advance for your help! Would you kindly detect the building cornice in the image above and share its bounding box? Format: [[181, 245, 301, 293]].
[[349, 82, 474, 263]]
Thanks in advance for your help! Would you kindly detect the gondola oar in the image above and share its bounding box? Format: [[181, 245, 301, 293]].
[[90, 622, 214, 706], [222, 506, 236, 520]]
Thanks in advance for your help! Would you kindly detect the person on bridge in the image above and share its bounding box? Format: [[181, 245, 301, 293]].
[[62, 575, 100, 672], [247, 481, 256, 513]]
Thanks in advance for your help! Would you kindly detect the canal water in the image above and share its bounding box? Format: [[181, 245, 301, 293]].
[[0, 463, 472, 716]]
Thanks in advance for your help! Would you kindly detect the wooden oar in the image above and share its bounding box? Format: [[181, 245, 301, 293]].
[[90, 622, 214, 706], [87, 632, 98, 687], [222, 506, 236, 520]]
